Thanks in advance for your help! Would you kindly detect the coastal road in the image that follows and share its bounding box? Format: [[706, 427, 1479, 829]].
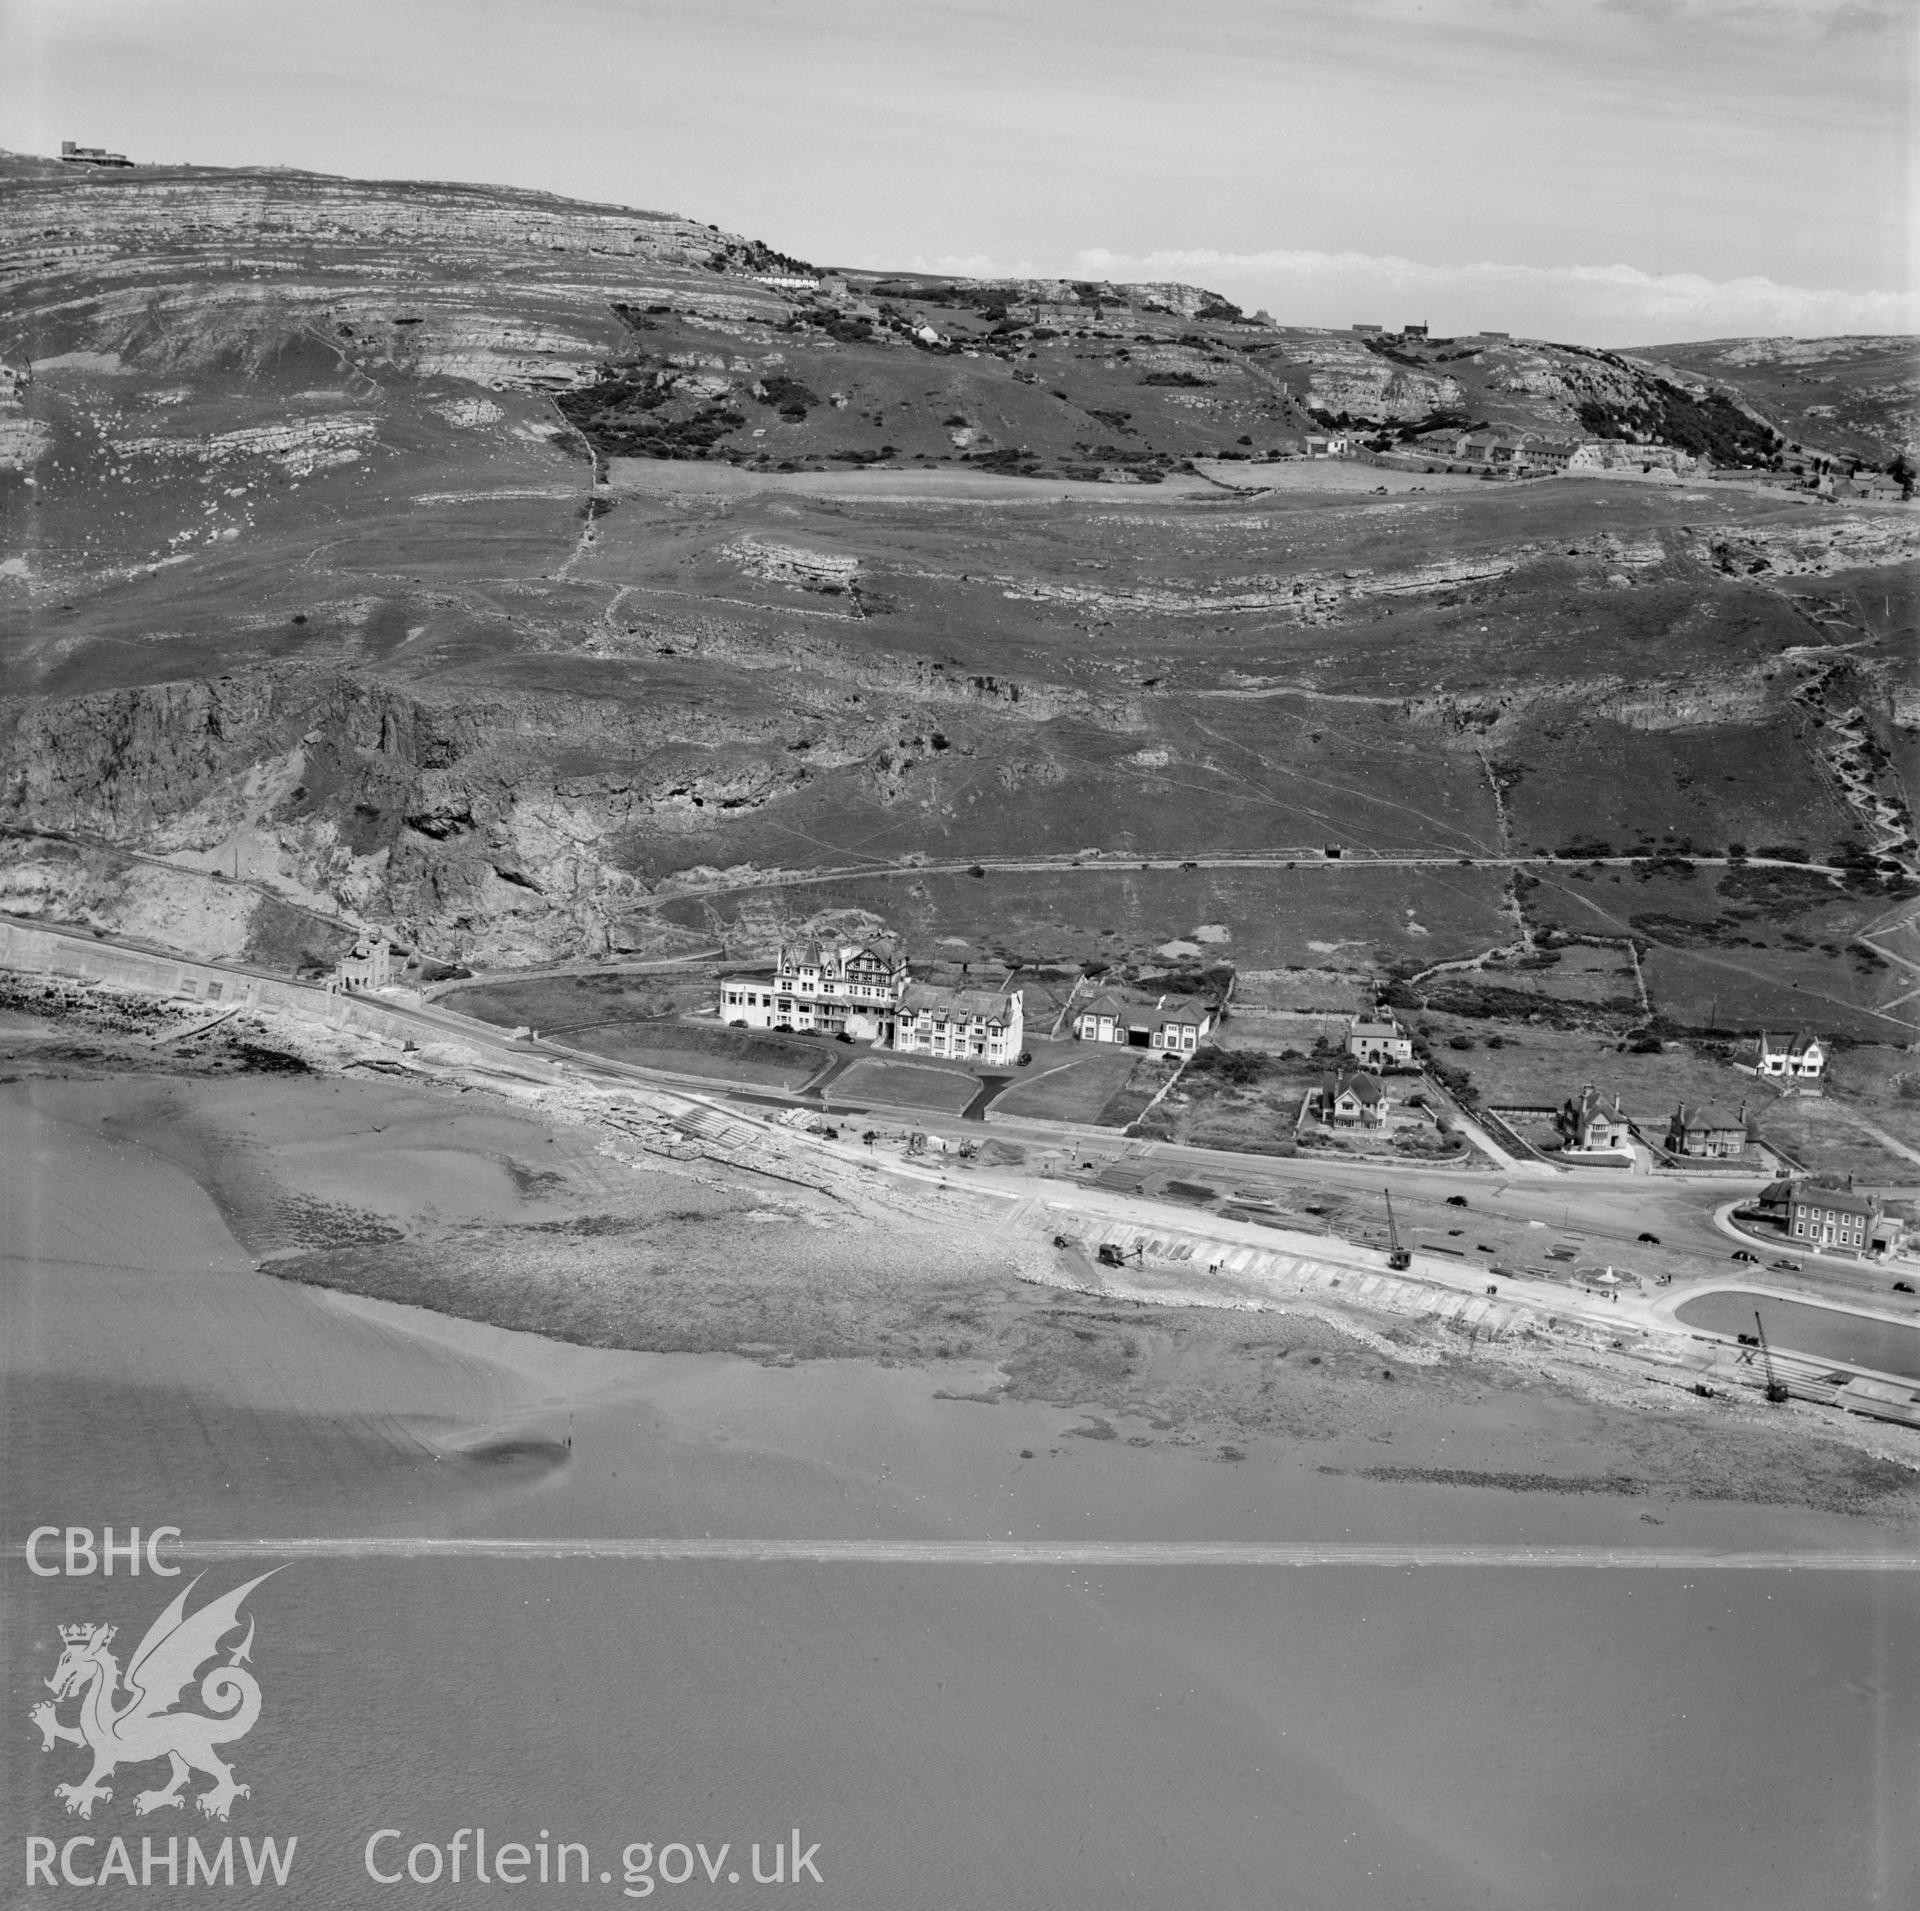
[[14, 913, 1893, 1322]]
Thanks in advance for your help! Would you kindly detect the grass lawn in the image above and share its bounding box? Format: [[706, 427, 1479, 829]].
[[551, 1020, 826, 1090], [993, 1046, 1144, 1122], [452, 970, 719, 1032], [832, 1058, 979, 1113]]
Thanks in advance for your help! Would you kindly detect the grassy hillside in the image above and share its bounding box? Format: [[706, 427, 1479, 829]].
[[1, 156, 1915, 1047]]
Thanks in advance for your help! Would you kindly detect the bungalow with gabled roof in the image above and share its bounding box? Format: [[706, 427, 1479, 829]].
[[1071, 990, 1215, 1052]]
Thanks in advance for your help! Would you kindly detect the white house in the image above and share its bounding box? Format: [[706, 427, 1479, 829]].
[[894, 982, 1023, 1064], [1758, 1032, 1825, 1080], [327, 935, 394, 993], [1346, 1013, 1414, 1068], [1071, 990, 1214, 1052], [720, 939, 907, 1043]]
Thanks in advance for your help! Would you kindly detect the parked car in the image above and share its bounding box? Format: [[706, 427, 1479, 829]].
[[1017, 1051, 1033, 1066], [1895, 1281, 1915, 1295], [1637, 1232, 1661, 1244], [1731, 1249, 1759, 1263], [1445, 1194, 1468, 1208], [1769, 1258, 1801, 1272]]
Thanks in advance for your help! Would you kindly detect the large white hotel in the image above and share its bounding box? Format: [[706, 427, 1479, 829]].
[[720, 940, 1024, 1065]]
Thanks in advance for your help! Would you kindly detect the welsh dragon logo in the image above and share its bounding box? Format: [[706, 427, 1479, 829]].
[[30, 1572, 276, 1822]]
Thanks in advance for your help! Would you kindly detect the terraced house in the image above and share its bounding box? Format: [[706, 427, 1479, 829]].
[[894, 981, 1024, 1064], [720, 939, 907, 1043]]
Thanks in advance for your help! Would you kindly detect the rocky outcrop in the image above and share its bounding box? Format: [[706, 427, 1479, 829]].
[[0, 168, 728, 267], [117, 414, 377, 472], [1696, 516, 1920, 579]]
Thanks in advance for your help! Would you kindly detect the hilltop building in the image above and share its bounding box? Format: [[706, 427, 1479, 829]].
[[719, 939, 907, 1042], [1664, 1101, 1748, 1159], [1070, 990, 1214, 1052], [895, 981, 1023, 1064], [1757, 1032, 1826, 1080], [60, 140, 132, 168], [1346, 1013, 1414, 1068]]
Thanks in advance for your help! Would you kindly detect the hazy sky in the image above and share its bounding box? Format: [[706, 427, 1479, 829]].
[[5, 0, 1914, 341]]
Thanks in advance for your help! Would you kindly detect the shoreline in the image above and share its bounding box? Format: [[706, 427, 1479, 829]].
[[6, 979, 1920, 1524]]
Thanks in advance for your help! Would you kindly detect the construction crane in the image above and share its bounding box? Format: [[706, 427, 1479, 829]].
[[1754, 1309, 1790, 1405], [1383, 1188, 1411, 1270]]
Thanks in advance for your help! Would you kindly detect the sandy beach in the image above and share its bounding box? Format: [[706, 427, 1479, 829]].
[[5, 1029, 1920, 1908]]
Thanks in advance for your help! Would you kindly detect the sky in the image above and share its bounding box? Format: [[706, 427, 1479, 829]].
[[3, 0, 1915, 342]]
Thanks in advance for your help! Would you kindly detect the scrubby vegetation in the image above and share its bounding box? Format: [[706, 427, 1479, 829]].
[[1574, 381, 1780, 468]]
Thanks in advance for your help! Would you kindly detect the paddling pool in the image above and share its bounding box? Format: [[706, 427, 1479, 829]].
[[1676, 1289, 1920, 1383]]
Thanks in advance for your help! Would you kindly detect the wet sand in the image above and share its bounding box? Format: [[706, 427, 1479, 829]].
[[6, 1073, 1920, 1908]]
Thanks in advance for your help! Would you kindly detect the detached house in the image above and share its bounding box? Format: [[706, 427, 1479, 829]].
[[1664, 1102, 1748, 1159], [1788, 1182, 1880, 1257], [327, 935, 394, 993], [1313, 1071, 1391, 1128], [720, 939, 907, 1043], [1757, 1032, 1825, 1081], [1346, 1013, 1414, 1068], [1561, 1085, 1634, 1155], [895, 982, 1023, 1065], [1072, 991, 1216, 1052]]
